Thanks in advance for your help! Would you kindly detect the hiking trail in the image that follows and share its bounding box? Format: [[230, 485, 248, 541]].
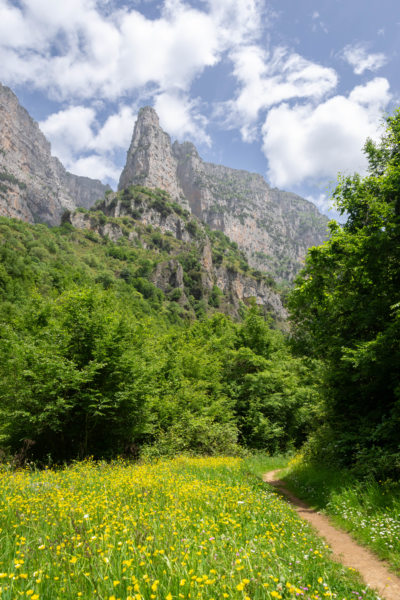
[[263, 470, 400, 600]]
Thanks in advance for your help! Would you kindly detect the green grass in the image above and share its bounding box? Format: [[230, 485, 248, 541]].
[[243, 454, 290, 479], [0, 457, 379, 600], [282, 459, 400, 574]]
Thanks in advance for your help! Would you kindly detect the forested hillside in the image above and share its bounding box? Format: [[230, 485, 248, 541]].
[[0, 205, 319, 463]]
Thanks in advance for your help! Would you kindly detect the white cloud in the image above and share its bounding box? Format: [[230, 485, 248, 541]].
[[0, 0, 266, 153], [154, 92, 211, 145], [262, 78, 391, 189], [93, 106, 137, 152], [218, 45, 337, 141], [349, 77, 391, 108], [67, 154, 120, 181], [40, 106, 97, 164], [206, 0, 263, 46], [2, 0, 393, 204], [0, 1, 41, 48], [115, 5, 220, 94], [342, 43, 387, 75], [0, 0, 263, 102], [39, 104, 137, 183]]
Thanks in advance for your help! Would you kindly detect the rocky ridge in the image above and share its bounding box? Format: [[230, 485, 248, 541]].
[[67, 186, 286, 321], [0, 83, 109, 225], [119, 107, 329, 282]]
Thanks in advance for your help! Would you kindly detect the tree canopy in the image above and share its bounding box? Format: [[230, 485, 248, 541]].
[[0, 216, 318, 463], [289, 109, 400, 477]]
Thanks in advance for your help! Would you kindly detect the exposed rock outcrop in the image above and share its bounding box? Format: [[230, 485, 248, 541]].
[[0, 83, 109, 225], [119, 107, 329, 282], [68, 188, 287, 321], [119, 107, 189, 210], [173, 145, 328, 282]]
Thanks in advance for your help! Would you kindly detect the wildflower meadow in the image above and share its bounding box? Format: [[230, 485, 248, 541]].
[[0, 457, 378, 600]]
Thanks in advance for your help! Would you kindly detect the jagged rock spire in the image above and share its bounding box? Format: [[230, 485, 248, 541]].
[[118, 106, 189, 208], [119, 105, 329, 283]]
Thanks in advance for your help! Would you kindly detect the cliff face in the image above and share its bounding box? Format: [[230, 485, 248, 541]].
[[0, 83, 109, 225], [68, 187, 287, 321], [119, 107, 189, 209], [119, 107, 329, 282]]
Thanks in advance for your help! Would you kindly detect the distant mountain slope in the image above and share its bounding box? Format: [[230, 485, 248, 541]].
[[119, 106, 329, 282], [0, 83, 109, 225]]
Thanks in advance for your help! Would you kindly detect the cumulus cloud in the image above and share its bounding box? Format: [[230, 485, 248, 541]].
[[217, 45, 337, 141], [40, 104, 137, 182], [94, 107, 137, 152], [206, 0, 263, 46], [67, 154, 121, 181], [40, 106, 97, 164], [262, 77, 391, 189], [1, 0, 393, 203], [115, 4, 219, 94], [154, 92, 211, 145], [342, 43, 387, 75], [0, 0, 266, 151], [0, 0, 262, 100]]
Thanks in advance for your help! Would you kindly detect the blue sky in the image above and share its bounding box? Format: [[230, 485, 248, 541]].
[[0, 0, 399, 217]]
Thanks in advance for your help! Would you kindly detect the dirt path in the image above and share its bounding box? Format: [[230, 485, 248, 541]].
[[263, 470, 400, 600]]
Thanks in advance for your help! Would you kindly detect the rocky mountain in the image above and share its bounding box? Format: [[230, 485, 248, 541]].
[[0, 85, 328, 288], [0, 83, 109, 225], [119, 106, 329, 282], [66, 186, 286, 322]]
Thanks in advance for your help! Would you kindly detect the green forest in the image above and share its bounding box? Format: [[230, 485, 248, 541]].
[[0, 110, 399, 483]]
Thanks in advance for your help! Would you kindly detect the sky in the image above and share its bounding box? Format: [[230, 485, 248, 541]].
[[0, 0, 399, 217]]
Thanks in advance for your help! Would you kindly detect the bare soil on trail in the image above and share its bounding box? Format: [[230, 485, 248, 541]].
[[263, 469, 400, 600]]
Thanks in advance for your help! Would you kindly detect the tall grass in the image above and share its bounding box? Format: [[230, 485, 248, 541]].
[[0, 457, 378, 600], [283, 458, 400, 574], [243, 453, 290, 479]]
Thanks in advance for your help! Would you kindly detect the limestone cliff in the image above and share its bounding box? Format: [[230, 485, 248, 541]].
[[119, 108, 329, 282], [68, 186, 286, 321], [119, 107, 189, 209], [0, 83, 109, 225]]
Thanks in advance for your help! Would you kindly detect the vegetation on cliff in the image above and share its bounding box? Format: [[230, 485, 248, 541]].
[[0, 210, 317, 463]]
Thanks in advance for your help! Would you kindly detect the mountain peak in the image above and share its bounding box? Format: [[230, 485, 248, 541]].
[[118, 106, 329, 282], [118, 106, 189, 207], [137, 105, 160, 124]]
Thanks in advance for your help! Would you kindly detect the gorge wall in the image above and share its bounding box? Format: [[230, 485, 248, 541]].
[[67, 187, 287, 321], [0, 83, 109, 225], [0, 86, 328, 287]]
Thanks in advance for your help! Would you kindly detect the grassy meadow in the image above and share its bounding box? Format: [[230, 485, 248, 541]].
[[0, 456, 379, 600], [282, 457, 400, 575]]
